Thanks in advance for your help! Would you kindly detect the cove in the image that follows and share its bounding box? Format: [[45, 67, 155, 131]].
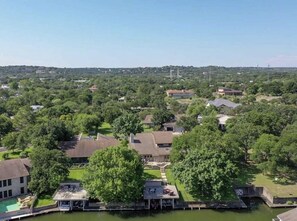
[[25, 200, 289, 221]]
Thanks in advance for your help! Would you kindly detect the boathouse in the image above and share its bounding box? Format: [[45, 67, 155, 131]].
[[53, 182, 88, 211], [143, 180, 179, 210]]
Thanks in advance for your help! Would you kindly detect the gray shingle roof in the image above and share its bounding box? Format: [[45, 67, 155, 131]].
[[208, 98, 241, 109]]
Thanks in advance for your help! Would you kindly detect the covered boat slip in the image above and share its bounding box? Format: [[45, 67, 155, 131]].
[[143, 180, 179, 210], [53, 183, 88, 211]]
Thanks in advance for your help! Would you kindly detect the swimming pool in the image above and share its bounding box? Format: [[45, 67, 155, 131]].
[[0, 198, 20, 213]]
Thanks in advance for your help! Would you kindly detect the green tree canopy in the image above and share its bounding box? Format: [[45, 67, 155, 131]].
[[0, 114, 13, 139], [29, 148, 70, 195], [112, 113, 143, 139], [173, 147, 238, 200], [83, 146, 144, 203]]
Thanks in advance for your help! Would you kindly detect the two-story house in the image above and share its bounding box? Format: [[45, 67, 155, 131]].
[[0, 159, 31, 200]]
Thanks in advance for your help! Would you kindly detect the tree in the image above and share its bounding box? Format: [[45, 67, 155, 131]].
[[74, 114, 101, 133], [2, 132, 18, 151], [251, 134, 279, 174], [0, 114, 13, 139], [112, 113, 143, 139], [83, 146, 144, 203], [227, 122, 261, 162], [172, 147, 238, 200], [12, 107, 35, 129], [152, 109, 174, 129], [176, 115, 198, 132], [29, 148, 70, 194]]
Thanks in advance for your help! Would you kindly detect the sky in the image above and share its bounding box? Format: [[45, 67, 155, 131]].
[[0, 0, 297, 68]]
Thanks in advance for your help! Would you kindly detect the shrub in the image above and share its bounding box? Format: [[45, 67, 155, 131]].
[[20, 151, 28, 158], [2, 153, 9, 160]]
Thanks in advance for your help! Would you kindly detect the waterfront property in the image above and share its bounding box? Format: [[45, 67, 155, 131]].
[[53, 182, 88, 211], [166, 90, 194, 99], [0, 158, 31, 200], [60, 134, 119, 163], [143, 180, 179, 210], [129, 131, 179, 162]]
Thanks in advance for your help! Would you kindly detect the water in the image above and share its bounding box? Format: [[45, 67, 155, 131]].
[[25, 200, 289, 221], [0, 198, 20, 213]]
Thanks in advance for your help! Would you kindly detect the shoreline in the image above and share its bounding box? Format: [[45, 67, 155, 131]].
[[2, 197, 297, 221]]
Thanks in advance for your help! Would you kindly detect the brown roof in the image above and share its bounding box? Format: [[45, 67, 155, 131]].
[[0, 158, 30, 180], [152, 131, 173, 144], [130, 132, 177, 157], [277, 208, 297, 221], [60, 135, 119, 158], [166, 89, 194, 95], [142, 115, 153, 124]]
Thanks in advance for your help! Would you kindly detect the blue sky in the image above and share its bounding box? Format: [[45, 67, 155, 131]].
[[0, 0, 297, 67]]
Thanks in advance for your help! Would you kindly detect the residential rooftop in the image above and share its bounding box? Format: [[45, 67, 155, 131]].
[[60, 135, 119, 158], [53, 183, 88, 201], [143, 180, 179, 200], [0, 158, 31, 180], [208, 98, 241, 109]]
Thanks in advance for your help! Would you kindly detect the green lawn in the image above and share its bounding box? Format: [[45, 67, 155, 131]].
[[0, 147, 33, 161], [34, 195, 55, 208], [98, 122, 113, 136], [166, 169, 195, 201], [143, 125, 153, 133], [236, 165, 297, 198], [66, 168, 85, 182], [144, 169, 161, 180], [252, 173, 297, 197]]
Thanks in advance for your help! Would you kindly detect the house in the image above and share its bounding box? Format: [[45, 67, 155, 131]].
[[207, 98, 241, 109], [89, 85, 98, 93], [142, 115, 154, 127], [53, 182, 88, 211], [60, 134, 119, 163], [162, 115, 184, 133], [217, 87, 242, 96], [129, 131, 179, 162], [217, 114, 233, 130], [1, 85, 10, 90], [30, 105, 44, 112], [144, 180, 179, 210], [166, 90, 194, 99], [273, 208, 297, 221], [0, 159, 31, 200]]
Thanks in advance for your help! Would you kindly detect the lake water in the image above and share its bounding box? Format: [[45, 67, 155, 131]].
[[26, 200, 289, 221]]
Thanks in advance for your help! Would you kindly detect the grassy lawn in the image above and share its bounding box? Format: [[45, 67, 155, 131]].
[[144, 169, 161, 180], [98, 122, 113, 136], [236, 165, 297, 197], [34, 195, 55, 208], [143, 125, 153, 133], [66, 168, 85, 182], [166, 169, 195, 201], [252, 173, 297, 197], [0, 147, 33, 161]]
